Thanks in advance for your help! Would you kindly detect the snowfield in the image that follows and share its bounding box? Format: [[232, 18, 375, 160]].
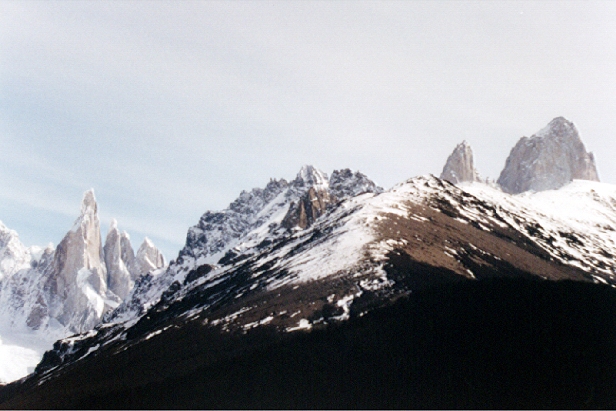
[[0, 324, 65, 384], [462, 180, 616, 277]]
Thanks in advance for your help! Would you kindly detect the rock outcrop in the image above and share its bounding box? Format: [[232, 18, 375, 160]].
[[282, 186, 335, 230], [135, 238, 166, 278], [497, 117, 599, 194], [282, 166, 383, 230], [329, 169, 383, 198], [104, 219, 137, 300], [440, 141, 480, 184]]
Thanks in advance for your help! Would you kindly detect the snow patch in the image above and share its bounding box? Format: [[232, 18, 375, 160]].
[[286, 319, 312, 332]]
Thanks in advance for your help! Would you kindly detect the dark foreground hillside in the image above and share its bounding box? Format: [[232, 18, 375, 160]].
[[2, 277, 616, 409]]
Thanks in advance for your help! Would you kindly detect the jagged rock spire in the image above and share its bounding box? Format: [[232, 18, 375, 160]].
[[81, 189, 97, 215], [44, 189, 112, 333], [440, 141, 480, 184], [293, 165, 329, 188], [498, 117, 599, 194], [104, 219, 137, 300], [136, 237, 166, 276]]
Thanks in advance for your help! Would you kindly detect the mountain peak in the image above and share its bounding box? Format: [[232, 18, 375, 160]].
[[498, 117, 599, 193], [550, 116, 569, 124], [535, 116, 578, 139], [136, 237, 165, 276], [81, 189, 97, 215], [294, 165, 328, 188], [440, 141, 480, 184]]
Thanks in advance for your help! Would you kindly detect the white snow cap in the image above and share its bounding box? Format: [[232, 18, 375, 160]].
[[295, 165, 328, 187], [0, 221, 18, 241], [109, 218, 118, 230]]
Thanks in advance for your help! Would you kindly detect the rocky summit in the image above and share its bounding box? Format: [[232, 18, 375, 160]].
[[43, 189, 113, 333], [440, 140, 480, 184], [497, 117, 599, 194]]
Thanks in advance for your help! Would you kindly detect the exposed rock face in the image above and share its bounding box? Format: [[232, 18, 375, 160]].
[[440, 141, 479, 184], [282, 167, 383, 230], [282, 186, 335, 230], [329, 168, 383, 198], [135, 238, 165, 277], [44, 190, 116, 333], [104, 219, 137, 300], [498, 117, 599, 194]]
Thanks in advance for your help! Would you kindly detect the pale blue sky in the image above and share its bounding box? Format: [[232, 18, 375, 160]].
[[1, 1, 616, 260]]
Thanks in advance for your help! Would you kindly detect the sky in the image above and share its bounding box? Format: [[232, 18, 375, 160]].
[[1, 0, 616, 260]]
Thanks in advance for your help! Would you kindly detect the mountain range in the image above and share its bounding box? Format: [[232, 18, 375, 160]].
[[1, 117, 615, 408], [0, 191, 165, 383]]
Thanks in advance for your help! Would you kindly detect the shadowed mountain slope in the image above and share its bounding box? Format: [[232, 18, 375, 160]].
[[1, 278, 616, 409]]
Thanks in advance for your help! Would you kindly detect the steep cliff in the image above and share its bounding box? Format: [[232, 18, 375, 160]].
[[440, 141, 480, 184], [498, 117, 599, 193]]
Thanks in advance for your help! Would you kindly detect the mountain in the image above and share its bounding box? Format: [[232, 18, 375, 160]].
[[5, 159, 616, 407], [4, 277, 616, 409], [440, 140, 480, 184], [104, 166, 382, 325], [0, 190, 165, 383], [104, 220, 164, 301], [498, 117, 600, 193], [42, 189, 116, 334], [104, 219, 138, 301], [135, 238, 165, 280], [1, 119, 615, 407]]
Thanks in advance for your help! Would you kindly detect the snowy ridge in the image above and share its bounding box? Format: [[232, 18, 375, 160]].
[[106, 166, 382, 324], [144, 175, 616, 329], [462, 180, 616, 279], [32, 174, 616, 382]]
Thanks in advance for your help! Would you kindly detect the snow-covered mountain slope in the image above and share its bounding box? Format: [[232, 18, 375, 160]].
[[105, 166, 382, 324], [33, 174, 616, 379], [0, 223, 32, 282], [462, 180, 616, 280], [0, 224, 60, 384], [0, 191, 165, 383]]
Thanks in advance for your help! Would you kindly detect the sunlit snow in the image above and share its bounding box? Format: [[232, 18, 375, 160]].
[[0, 325, 64, 384]]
